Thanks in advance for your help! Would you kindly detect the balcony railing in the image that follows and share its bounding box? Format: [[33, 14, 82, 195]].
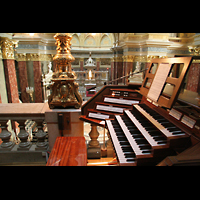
[[0, 103, 49, 165]]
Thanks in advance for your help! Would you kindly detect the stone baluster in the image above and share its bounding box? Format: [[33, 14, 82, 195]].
[[0, 120, 15, 150], [35, 119, 47, 150], [17, 119, 31, 150]]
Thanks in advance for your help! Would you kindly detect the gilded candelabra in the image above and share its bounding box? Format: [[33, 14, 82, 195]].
[[26, 87, 34, 102], [48, 33, 82, 109]]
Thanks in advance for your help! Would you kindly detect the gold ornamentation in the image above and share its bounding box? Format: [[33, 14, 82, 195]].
[[147, 55, 159, 63], [15, 53, 26, 61], [188, 46, 200, 55], [0, 37, 18, 59], [114, 56, 123, 62], [48, 33, 82, 109], [122, 55, 135, 62], [134, 55, 147, 62]]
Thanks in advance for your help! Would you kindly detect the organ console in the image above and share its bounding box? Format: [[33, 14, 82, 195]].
[[80, 56, 200, 166]]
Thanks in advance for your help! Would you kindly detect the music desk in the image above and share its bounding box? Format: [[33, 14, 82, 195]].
[[46, 137, 87, 166]]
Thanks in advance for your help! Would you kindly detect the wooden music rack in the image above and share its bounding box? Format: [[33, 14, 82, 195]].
[[140, 57, 193, 109]]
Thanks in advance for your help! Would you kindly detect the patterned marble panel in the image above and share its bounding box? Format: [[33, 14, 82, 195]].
[[33, 61, 43, 103], [18, 61, 30, 103], [3, 59, 19, 103], [186, 63, 200, 92]]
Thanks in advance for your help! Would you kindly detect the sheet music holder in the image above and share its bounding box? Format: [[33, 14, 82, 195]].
[[140, 57, 193, 109]]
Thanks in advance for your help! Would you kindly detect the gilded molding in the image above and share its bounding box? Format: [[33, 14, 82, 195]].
[[26, 53, 54, 61], [147, 55, 159, 62], [40, 54, 53, 61], [0, 37, 18, 59], [134, 55, 147, 62], [15, 53, 26, 61], [146, 55, 167, 62], [114, 56, 123, 62], [122, 55, 135, 62]]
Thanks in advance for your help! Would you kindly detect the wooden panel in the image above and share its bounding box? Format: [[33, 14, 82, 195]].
[[81, 84, 141, 115], [46, 137, 87, 166]]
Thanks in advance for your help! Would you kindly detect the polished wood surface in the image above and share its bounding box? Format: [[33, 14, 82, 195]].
[[79, 84, 142, 126], [46, 137, 87, 166]]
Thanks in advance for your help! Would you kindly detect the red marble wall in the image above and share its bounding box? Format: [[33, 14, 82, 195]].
[[3, 59, 19, 103], [113, 61, 117, 84], [96, 61, 100, 71], [186, 63, 200, 93], [33, 61, 43, 103], [80, 60, 84, 71], [116, 61, 123, 84], [110, 61, 114, 82], [124, 62, 133, 85], [18, 61, 30, 103]]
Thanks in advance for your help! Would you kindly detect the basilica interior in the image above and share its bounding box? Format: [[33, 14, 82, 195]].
[[1, 33, 200, 166]]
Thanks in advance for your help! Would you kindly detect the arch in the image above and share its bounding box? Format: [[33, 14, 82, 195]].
[[71, 33, 80, 46], [84, 35, 96, 46], [100, 34, 112, 47]]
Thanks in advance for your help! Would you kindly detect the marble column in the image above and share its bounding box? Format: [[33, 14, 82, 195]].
[[96, 58, 100, 71], [0, 46, 8, 103], [16, 53, 30, 103], [113, 58, 117, 85], [0, 37, 19, 103], [115, 56, 123, 84], [80, 58, 84, 71], [110, 57, 114, 83], [122, 55, 134, 85], [33, 60, 43, 103]]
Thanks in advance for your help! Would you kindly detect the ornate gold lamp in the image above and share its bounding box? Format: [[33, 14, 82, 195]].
[[48, 33, 82, 109]]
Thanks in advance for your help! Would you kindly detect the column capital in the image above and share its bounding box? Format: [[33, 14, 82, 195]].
[[96, 58, 100, 62], [0, 37, 18, 59], [114, 56, 123, 62]]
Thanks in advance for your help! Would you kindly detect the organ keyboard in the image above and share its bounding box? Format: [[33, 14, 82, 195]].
[[105, 57, 200, 166], [80, 56, 200, 165]]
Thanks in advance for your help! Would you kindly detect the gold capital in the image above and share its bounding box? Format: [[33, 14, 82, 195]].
[[0, 37, 18, 59]]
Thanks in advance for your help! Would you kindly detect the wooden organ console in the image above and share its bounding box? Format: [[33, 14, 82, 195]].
[[80, 56, 200, 166]]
